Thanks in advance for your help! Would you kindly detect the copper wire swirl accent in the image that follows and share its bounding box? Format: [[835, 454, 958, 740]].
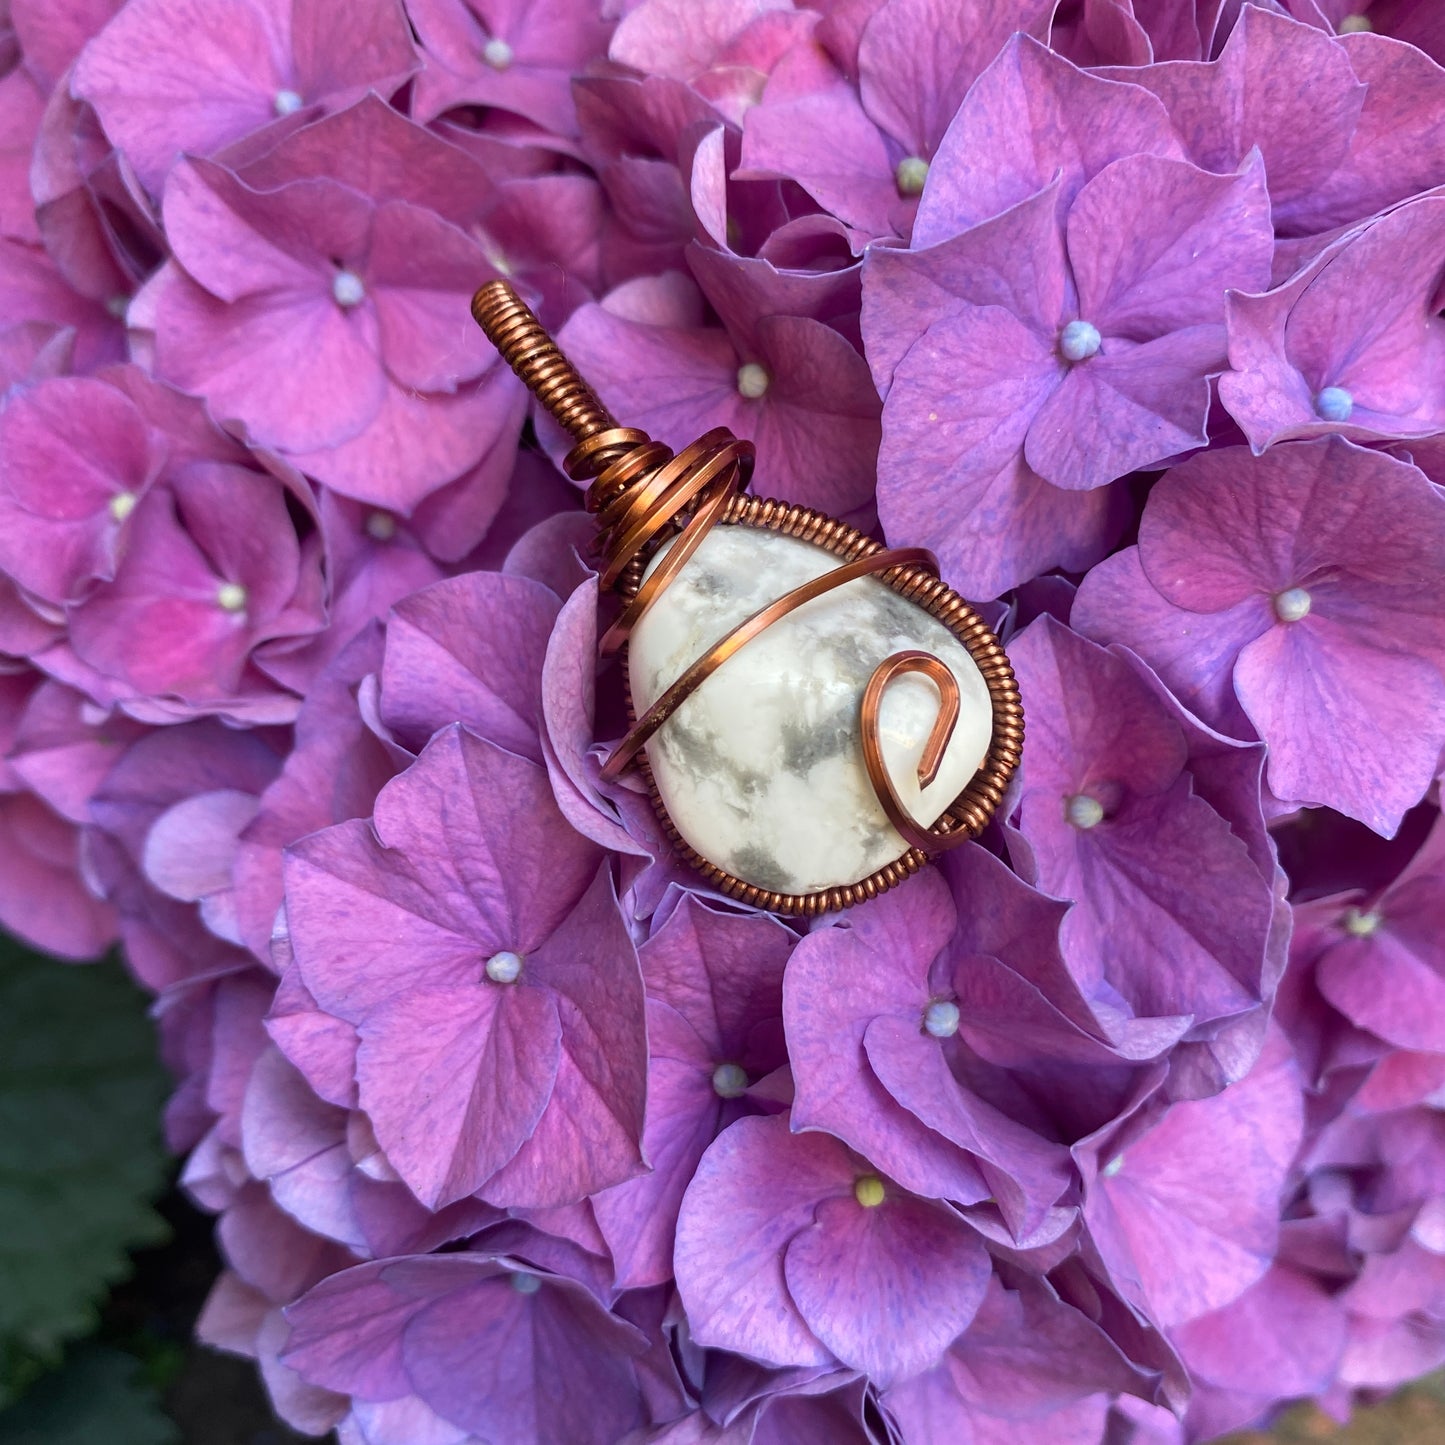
[[471, 279, 1024, 914]]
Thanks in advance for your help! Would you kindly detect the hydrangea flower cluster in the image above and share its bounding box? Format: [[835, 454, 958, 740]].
[[2, 0, 1444, 1439]]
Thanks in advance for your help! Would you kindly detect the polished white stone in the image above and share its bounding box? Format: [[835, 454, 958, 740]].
[[628, 524, 994, 896]]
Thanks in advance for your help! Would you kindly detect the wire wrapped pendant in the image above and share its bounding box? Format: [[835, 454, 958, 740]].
[[472, 281, 1022, 915]]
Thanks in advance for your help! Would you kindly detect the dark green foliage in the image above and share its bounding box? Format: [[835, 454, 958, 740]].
[[0, 1346, 178, 1445], [0, 940, 171, 1406]]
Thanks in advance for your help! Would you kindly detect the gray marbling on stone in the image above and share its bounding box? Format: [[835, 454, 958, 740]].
[[629, 524, 994, 895]]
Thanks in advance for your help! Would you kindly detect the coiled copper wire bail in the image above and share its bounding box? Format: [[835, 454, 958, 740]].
[[471, 279, 758, 656], [471, 279, 1024, 915]]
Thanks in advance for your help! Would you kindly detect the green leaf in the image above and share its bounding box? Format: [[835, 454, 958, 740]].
[[0, 1346, 178, 1445], [0, 939, 171, 1405]]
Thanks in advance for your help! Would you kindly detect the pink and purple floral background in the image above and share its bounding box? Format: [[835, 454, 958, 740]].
[[2, 0, 1445, 1440]]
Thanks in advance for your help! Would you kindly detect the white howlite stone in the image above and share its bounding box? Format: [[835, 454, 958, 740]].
[[628, 525, 994, 896]]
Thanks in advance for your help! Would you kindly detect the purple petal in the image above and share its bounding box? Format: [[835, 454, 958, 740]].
[[1024, 326, 1223, 492], [401, 1266, 650, 1445], [674, 1114, 843, 1369], [1105, 7, 1365, 226], [378, 571, 557, 761], [284, 726, 603, 1022], [1235, 619, 1445, 834], [783, 1191, 989, 1387], [1083, 1030, 1302, 1326], [1066, 153, 1272, 338], [356, 981, 561, 1209], [914, 36, 1182, 244], [785, 874, 994, 1203]]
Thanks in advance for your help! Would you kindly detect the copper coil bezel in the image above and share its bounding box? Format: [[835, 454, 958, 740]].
[[614, 494, 1024, 917]]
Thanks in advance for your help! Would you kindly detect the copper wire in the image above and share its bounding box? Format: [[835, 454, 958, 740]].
[[470, 280, 1023, 912]]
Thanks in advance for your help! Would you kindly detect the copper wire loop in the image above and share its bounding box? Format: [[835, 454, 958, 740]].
[[471, 279, 1024, 915]]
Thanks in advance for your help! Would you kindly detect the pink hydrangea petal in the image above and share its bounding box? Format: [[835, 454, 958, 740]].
[[1066, 153, 1272, 338], [592, 1033, 721, 1289], [378, 570, 558, 761], [914, 36, 1183, 245], [479, 868, 647, 1208], [856, 0, 1053, 160], [785, 874, 994, 1203], [674, 1114, 842, 1368], [144, 787, 259, 902], [739, 41, 899, 240], [284, 726, 603, 1022], [1024, 326, 1222, 492], [400, 1268, 650, 1445], [155, 273, 386, 455], [1083, 1030, 1302, 1327], [356, 981, 562, 1209], [1105, 8, 1365, 226], [783, 1191, 989, 1387], [1235, 619, 1445, 835], [282, 367, 525, 516], [0, 375, 163, 604]]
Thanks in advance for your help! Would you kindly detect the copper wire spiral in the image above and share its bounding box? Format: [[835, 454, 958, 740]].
[[471, 279, 1023, 914]]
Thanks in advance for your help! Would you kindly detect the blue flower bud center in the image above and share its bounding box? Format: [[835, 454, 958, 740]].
[[485, 950, 523, 984], [1273, 587, 1312, 624], [1059, 320, 1102, 362], [923, 999, 960, 1038], [1065, 794, 1104, 829], [1314, 386, 1354, 422]]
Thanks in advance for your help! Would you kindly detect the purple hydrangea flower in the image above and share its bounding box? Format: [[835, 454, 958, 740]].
[[1073, 438, 1445, 834], [73, 0, 420, 195], [554, 271, 881, 515], [675, 1112, 991, 1385], [1294, 813, 1445, 1054], [407, 0, 613, 135], [864, 149, 1271, 596], [1081, 1029, 1303, 1329], [1171, 1265, 1346, 1440], [1098, 7, 1368, 231], [592, 895, 795, 1288], [148, 98, 527, 516], [738, 0, 1053, 242], [1221, 194, 1445, 448], [784, 864, 1075, 1235], [881, 1273, 1150, 1442], [283, 1252, 653, 1445], [1006, 618, 1280, 1062], [283, 725, 646, 1208]]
